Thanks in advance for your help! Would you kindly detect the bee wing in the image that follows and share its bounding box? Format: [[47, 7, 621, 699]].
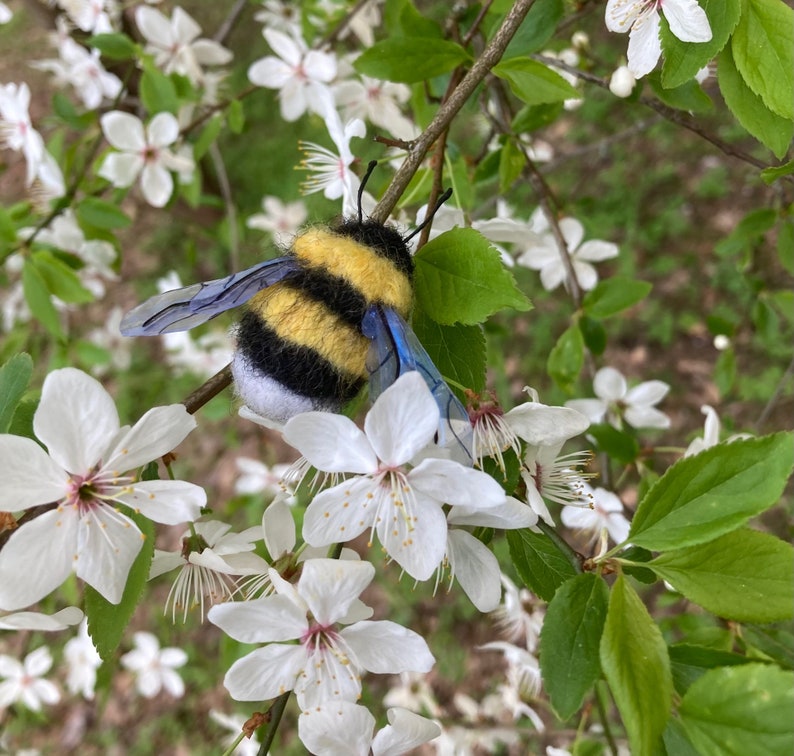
[[120, 257, 300, 336], [363, 305, 473, 465]]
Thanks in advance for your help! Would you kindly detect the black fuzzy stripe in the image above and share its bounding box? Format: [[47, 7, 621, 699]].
[[284, 267, 366, 328], [236, 311, 364, 403]]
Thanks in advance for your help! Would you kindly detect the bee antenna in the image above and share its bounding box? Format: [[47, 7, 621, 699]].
[[358, 160, 378, 224], [404, 187, 453, 242]]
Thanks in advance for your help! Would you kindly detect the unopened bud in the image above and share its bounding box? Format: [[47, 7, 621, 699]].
[[609, 66, 636, 98]]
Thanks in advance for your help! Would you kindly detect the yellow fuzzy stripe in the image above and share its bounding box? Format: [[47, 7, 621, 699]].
[[293, 228, 413, 316], [248, 284, 369, 378]]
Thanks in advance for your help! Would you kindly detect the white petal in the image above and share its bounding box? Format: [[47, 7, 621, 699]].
[[247, 57, 293, 89], [364, 372, 438, 466], [191, 39, 233, 66], [448, 496, 537, 529], [171, 6, 201, 44], [25, 646, 54, 675], [505, 403, 589, 445], [524, 482, 555, 526], [373, 709, 441, 756], [627, 11, 662, 77], [99, 152, 144, 188], [299, 702, 373, 756], [565, 398, 607, 424], [100, 111, 146, 151], [103, 404, 196, 472], [0, 508, 77, 609], [663, 0, 712, 43], [559, 217, 584, 251], [624, 405, 671, 429], [264, 28, 302, 66], [135, 7, 172, 49], [0, 606, 82, 631], [0, 435, 67, 511], [75, 506, 143, 603], [573, 260, 599, 291], [208, 596, 306, 643], [409, 460, 506, 509], [302, 476, 377, 547], [140, 162, 174, 208], [625, 380, 670, 408], [146, 112, 180, 148], [605, 0, 643, 33], [303, 49, 337, 83], [539, 263, 566, 291], [298, 559, 374, 626], [447, 530, 501, 612], [34, 368, 119, 473], [575, 239, 619, 262], [284, 413, 377, 473], [119, 480, 205, 525], [593, 366, 627, 401], [263, 497, 295, 558], [224, 644, 305, 700], [341, 620, 434, 674]]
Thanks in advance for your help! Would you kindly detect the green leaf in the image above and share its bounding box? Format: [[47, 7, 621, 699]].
[[578, 316, 606, 356], [22, 259, 63, 339], [679, 664, 794, 756], [619, 545, 657, 584], [649, 528, 794, 623], [31, 251, 94, 305], [741, 624, 794, 669], [354, 38, 470, 83], [511, 101, 564, 133], [192, 114, 223, 160], [76, 197, 131, 230], [776, 219, 794, 273], [498, 139, 525, 193], [85, 512, 155, 660], [669, 644, 756, 694], [51, 92, 94, 130], [547, 325, 583, 391], [411, 310, 486, 398], [506, 528, 579, 602], [718, 44, 794, 159], [648, 75, 713, 113], [396, 2, 442, 37], [714, 208, 776, 257], [493, 58, 580, 106], [762, 160, 794, 185], [731, 0, 794, 119], [629, 433, 794, 551], [661, 0, 741, 88], [663, 718, 702, 756], [139, 62, 179, 114], [227, 99, 245, 134], [88, 32, 138, 60], [600, 574, 672, 756], [582, 277, 652, 319], [7, 397, 36, 439], [714, 347, 736, 395], [414, 228, 531, 325], [502, 0, 564, 57], [0, 353, 33, 433], [540, 574, 609, 719]]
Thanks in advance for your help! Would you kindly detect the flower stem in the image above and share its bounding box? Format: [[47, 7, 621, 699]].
[[257, 692, 291, 756]]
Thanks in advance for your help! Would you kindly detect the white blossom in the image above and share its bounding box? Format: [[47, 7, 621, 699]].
[[561, 483, 631, 546], [99, 111, 194, 208], [209, 558, 435, 708], [0, 647, 60, 712], [246, 195, 308, 243], [566, 366, 671, 430], [58, 0, 116, 34], [248, 28, 336, 122], [0, 368, 205, 609], [605, 0, 712, 78], [63, 620, 102, 699], [121, 632, 187, 698], [135, 5, 233, 86], [234, 457, 291, 497], [285, 373, 506, 581], [609, 65, 637, 97], [334, 72, 416, 140]]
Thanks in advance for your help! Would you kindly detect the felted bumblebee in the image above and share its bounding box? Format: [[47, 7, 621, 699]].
[[121, 163, 473, 462]]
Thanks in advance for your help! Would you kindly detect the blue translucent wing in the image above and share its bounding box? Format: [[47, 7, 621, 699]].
[[120, 257, 300, 336], [362, 305, 473, 465]]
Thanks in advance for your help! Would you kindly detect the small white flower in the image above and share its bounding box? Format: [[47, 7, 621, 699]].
[[58, 0, 116, 34], [567, 366, 671, 430], [209, 558, 435, 708], [285, 372, 506, 581], [490, 574, 544, 650], [300, 107, 366, 210], [0, 647, 60, 712], [605, 0, 712, 78], [561, 483, 630, 546], [609, 65, 636, 97], [248, 28, 336, 122], [149, 520, 268, 622], [517, 215, 619, 292], [298, 701, 441, 756], [713, 333, 730, 350], [121, 632, 187, 698], [334, 73, 416, 141], [135, 6, 233, 86], [0, 368, 205, 609], [254, 0, 302, 36], [684, 404, 749, 457], [235, 457, 291, 497], [0, 82, 45, 186], [382, 671, 442, 718], [246, 195, 308, 243], [63, 620, 102, 700], [99, 111, 194, 208], [0, 3, 12, 24]]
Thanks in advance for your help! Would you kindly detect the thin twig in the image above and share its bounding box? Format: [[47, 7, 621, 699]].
[[183, 363, 233, 414], [755, 351, 794, 431], [209, 141, 240, 271], [320, 0, 373, 47], [371, 0, 537, 223], [213, 0, 249, 45]]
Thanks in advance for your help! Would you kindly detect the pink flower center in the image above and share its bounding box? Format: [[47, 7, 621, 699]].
[[301, 622, 338, 651]]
